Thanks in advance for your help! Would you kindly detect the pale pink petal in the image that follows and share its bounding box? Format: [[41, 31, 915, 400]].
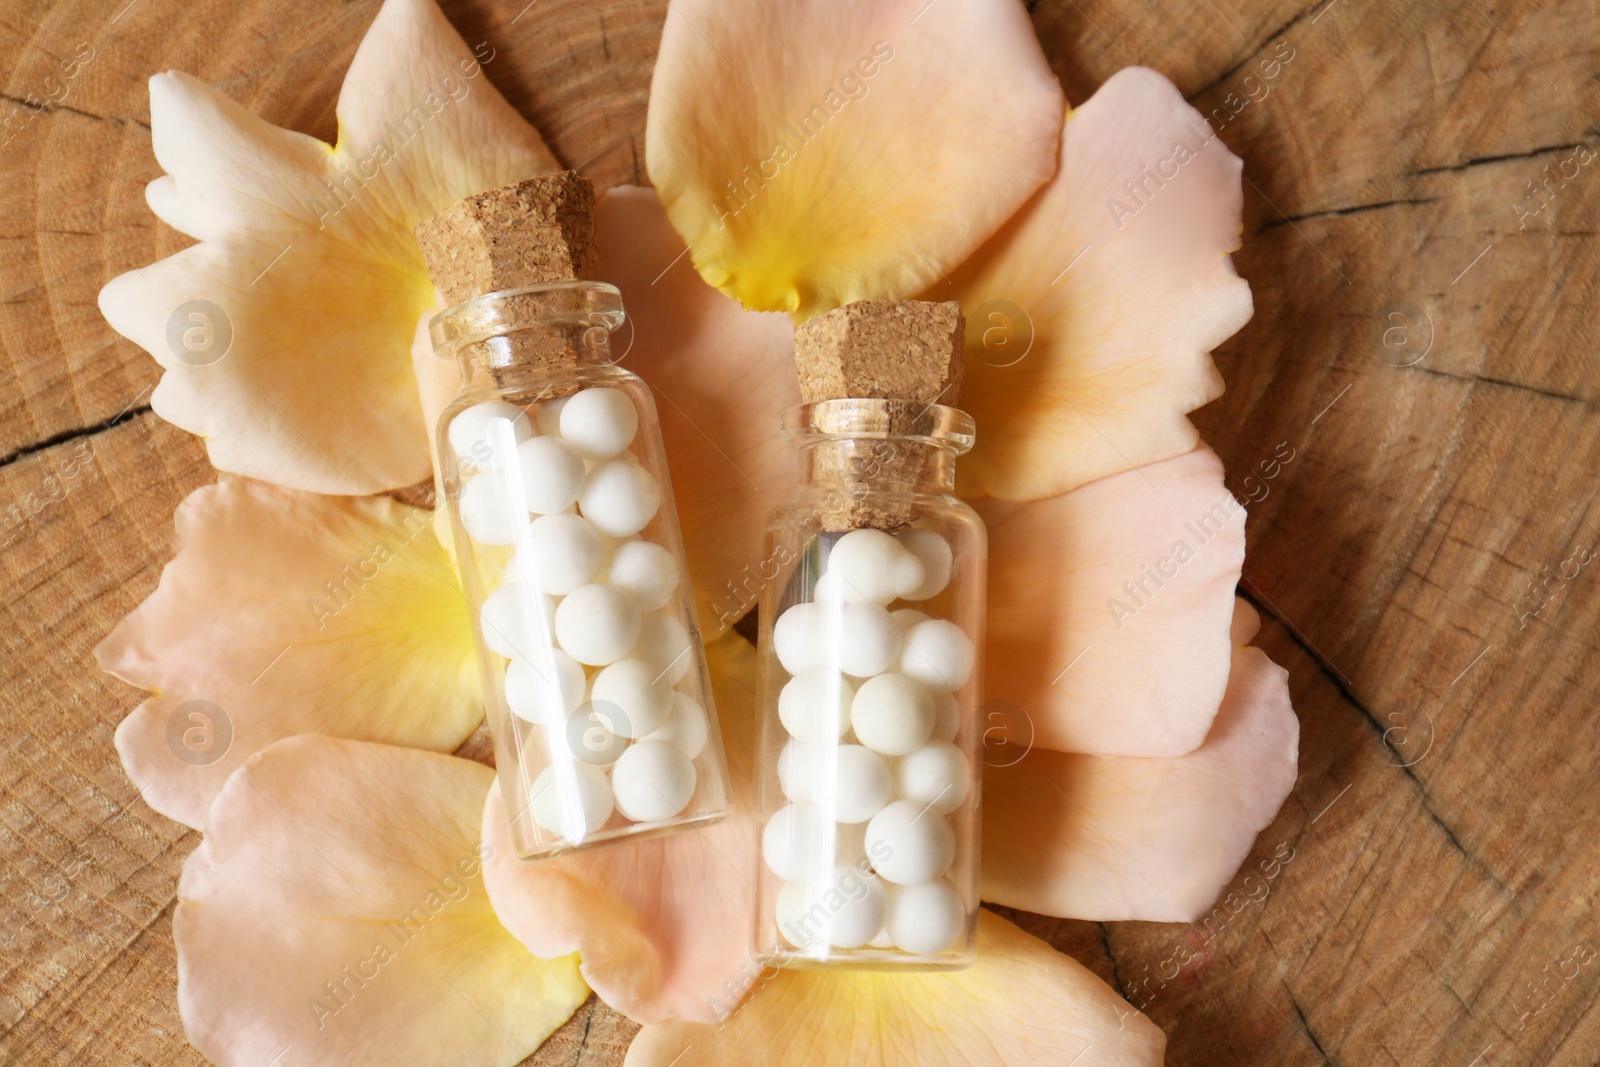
[[482, 633, 760, 1024], [99, 477, 480, 829], [624, 910, 1165, 1066], [595, 186, 797, 635], [100, 0, 557, 494], [176, 736, 588, 1066], [646, 0, 1064, 318], [982, 641, 1299, 921], [941, 67, 1252, 500], [980, 448, 1244, 758]]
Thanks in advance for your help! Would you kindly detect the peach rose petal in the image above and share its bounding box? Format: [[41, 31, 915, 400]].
[[623, 911, 1166, 1066], [940, 67, 1253, 500], [176, 736, 589, 1067], [646, 0, 1064, 318], [99, 477, 480, 829], [980, 448, 1243, 759], [482, 633, 760, 1024], [595, 186, 797, 635], [981, 638, 1299, 922], [99, 0, 558, 495]]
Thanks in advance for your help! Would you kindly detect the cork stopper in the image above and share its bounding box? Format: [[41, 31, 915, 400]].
[[415, 171, 598, 305], [794, 300, 964, 406], [793, 300, 966, 531]]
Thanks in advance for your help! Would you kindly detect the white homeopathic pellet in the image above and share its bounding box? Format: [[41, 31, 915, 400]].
[[612, 740, 697, 820], [606, 540, 679, 612], [449, 400, 533, 472], [825, 528, 925, 604], [554, 584, 640, 666], [458, 473, 527, 545], [896, 528, 953, 601], [580, 459, 661, 537], [851, 673, 934, 756], [778, 669, 854, 745], [518, 513, 603, 595], [777, 739, 820, 803], [897, 618, 975, 692], [776, 881, 819, 948], [804, 866, 887, 949], [534, 394, 571, 436], [642, 692, 709, 759], [630, 611, 693, 685], [886, 878, 965, 954], [479, 583, 554, 660], [530, 763, 614, 841], [832, 744, 892, 823], [864, 799, 956, 884], [504, 649, 586, 724], [590, 657, 673, 737], [773, 602, 833, 675], [762, 802, 832, 883], [516, 435, 586, 515], [894, 740, 971, 815], [837, 602, 903, 677], [559, 386, 639, 459], [930, 691, 960, 742]]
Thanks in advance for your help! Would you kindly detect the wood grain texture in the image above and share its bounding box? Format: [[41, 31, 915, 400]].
[[0, 0, 1596, 1064]]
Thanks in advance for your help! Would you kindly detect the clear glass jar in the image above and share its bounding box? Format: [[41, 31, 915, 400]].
[[753, 398, 986, 969], [432, 281, 729, 859]]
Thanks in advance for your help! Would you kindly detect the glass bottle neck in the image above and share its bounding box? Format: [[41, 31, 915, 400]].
[[784, 398, 975, 516], [428, 281, 625, 387]]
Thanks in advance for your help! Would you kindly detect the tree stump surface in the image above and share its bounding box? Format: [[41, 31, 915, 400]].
[[1, 0, 1596, 1064]]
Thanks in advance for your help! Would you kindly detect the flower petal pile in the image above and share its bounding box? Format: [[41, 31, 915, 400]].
[[94, 0, 1299, 1063]]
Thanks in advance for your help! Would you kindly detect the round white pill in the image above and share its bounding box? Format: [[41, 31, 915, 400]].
[[534, 394, 571, 437], [590, 658, 673, 737], [864, 799, 955, 884], [887, 878, 965, 955], [530, 763, 613, 841], [775, 881, 819, 948], [889, 607, 930, 632], [579, 459, 661, 537], [643, 692, 709, 759], [629, 612, 693, 686], [560, 702, 631, 766], [479, 583, 554, 660], [504, 649, 585, 724], [898, 619, 975, 692], [826, 529, 924, 604], [458, 473, 528, 545], [778, 669, 854, 745], [839, 602, 903, 677], [773, 602, 834, 675], [931, 691, 960, 742], [804, 866, 887, 949], [516, 436, 586, 515], [605, 540, 679, 612], [851, 673, 934, 756], [832, 744, 892, 824], [777, 739, 821, 803], [516, 513, 603, 595], [555, 584, 640, 666], [612, 739, 697, 821], [449, 401, 534, 472], [762, 802, 832, 882], [559, 387, 639, 460], [897, 529, 953, 601], [894, 741, 971, 814]]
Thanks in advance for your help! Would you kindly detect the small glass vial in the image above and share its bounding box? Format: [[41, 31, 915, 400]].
[[421, 175, 728, 859], [753, 301, 985, 969]]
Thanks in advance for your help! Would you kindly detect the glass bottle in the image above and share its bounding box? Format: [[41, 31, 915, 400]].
[[432, 281, 729, 859], [753, 398, 986, 968]]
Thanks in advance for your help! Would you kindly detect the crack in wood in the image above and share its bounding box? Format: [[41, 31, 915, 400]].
[[1259, 197, 1440, 230], [0, 405, 152, 473]]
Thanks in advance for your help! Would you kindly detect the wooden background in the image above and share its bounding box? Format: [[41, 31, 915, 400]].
[[2, 0, 1597, 1063]]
